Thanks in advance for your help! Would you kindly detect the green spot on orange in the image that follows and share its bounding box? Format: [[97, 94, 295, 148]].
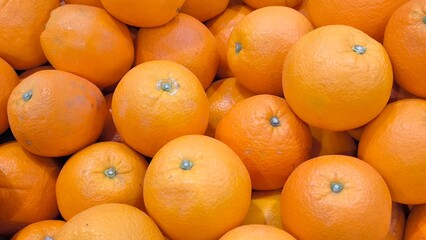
[[235, 42, 242, 53], [104, 167, 117, 179], [22, 90, 32, 101], [180, 159, 193, 170], [330, 182, 344, 193], [270, 116, 280, 127], [352, 45, 367, 55]]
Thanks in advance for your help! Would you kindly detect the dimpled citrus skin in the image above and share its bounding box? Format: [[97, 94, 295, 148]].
[[219, 224, 296, 240], [40, 4, 135, 88], [135, 13, 219, 90], [282, 25, 393, 131], [143, 135, 252, 240], [111, 60, 209, 157], [215, 94, 312, 190], [52, 203, 164, 240], [280, 155, 392, 240], [0, 57, 20, 135], [358, 99, 426, 204], [227, 6, 313, 95], [0, 0, 60, 70], [7, 70, 107, 157], [0, 142, 61, 237], [100, 0, 185, 28], [383, 0, 426, 98], [11, 220, 65, 240]]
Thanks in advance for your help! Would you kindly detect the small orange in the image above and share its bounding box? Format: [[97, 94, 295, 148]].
[[215, 94, 312, 190], [180, 0, 230, 22], [281, 155, 392, 240], [205, 77, 255, 137], [358, 99, 426, 204], [346, 126, 365, 142], [98, 93, 122, 142], [64, 0, 103, 7], [385, 202, 406, 240], [0, 141, 60, 237], [11, 220, 65, 240], [52, 203, 164, 240], [112, 60, 209, 157], [100, 0, 185, 28], [143, 135, 252, 240], [40, 4, 134, 89], [205, 4, 253, 79], [242, 0, 302, 9], [383, 0, 426, 98], [227, 6, 314, 95], [0, 57, 20, 135], [404, 204, 426, 239], [295, 0, 311, 21], [306, 0, 409, 42], [56, 141, 149, 220], [18, 65, 54, 80], [7, 70, 107, 157], [135, 13, 219, 89], [282, 25, 393, 131], [309, 125, 357, 158], [0, 0, 60, 70], [242, 189, 283, 229], [219, 224, 296, 240]]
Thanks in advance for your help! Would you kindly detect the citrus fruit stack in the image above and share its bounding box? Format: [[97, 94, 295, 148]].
[[1, 0, 426, 239]]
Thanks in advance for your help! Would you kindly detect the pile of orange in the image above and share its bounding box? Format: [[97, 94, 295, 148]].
[[1, 0, 426, 239]]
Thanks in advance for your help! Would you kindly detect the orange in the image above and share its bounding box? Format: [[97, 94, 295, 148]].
[[135, 13, 219, 89], [7, 70, 107, 157], [112, 60, 209, 157], [219, 224, 296, 240], [306, 0, 409, 42], [295, 0, 311, 21], [227, 6, 313, 95], [56, 141, 149, 220], [0, 0, 59, 70], [347, 126, 365, 142], [98, 93, 122, 142], [242, 0, 302, 9], [385, 202, 406, 240], [0, 141, 60, 237], [383, 0, 426, 98], [404, 204, 426, 239], [64, 0, 103, 8], [11, 220, 65, 240], [143, 135, 252, 240], [282, 25, 393, 131], [242, 189, 283, 229], [215, 94, 312, 190], [40, 4, 134, 89], [205, 4, 253, 79], [358, 99, 426, 204], [19, 65, 54, 80], [281, 155, 392, 240], [0, 58, 20, 135], [205, 77, 255, 137], [100, 0, 185, 27], [309, 125, 357, 158], [53, 203, 164, 240], [180, 0, 230, 22]]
